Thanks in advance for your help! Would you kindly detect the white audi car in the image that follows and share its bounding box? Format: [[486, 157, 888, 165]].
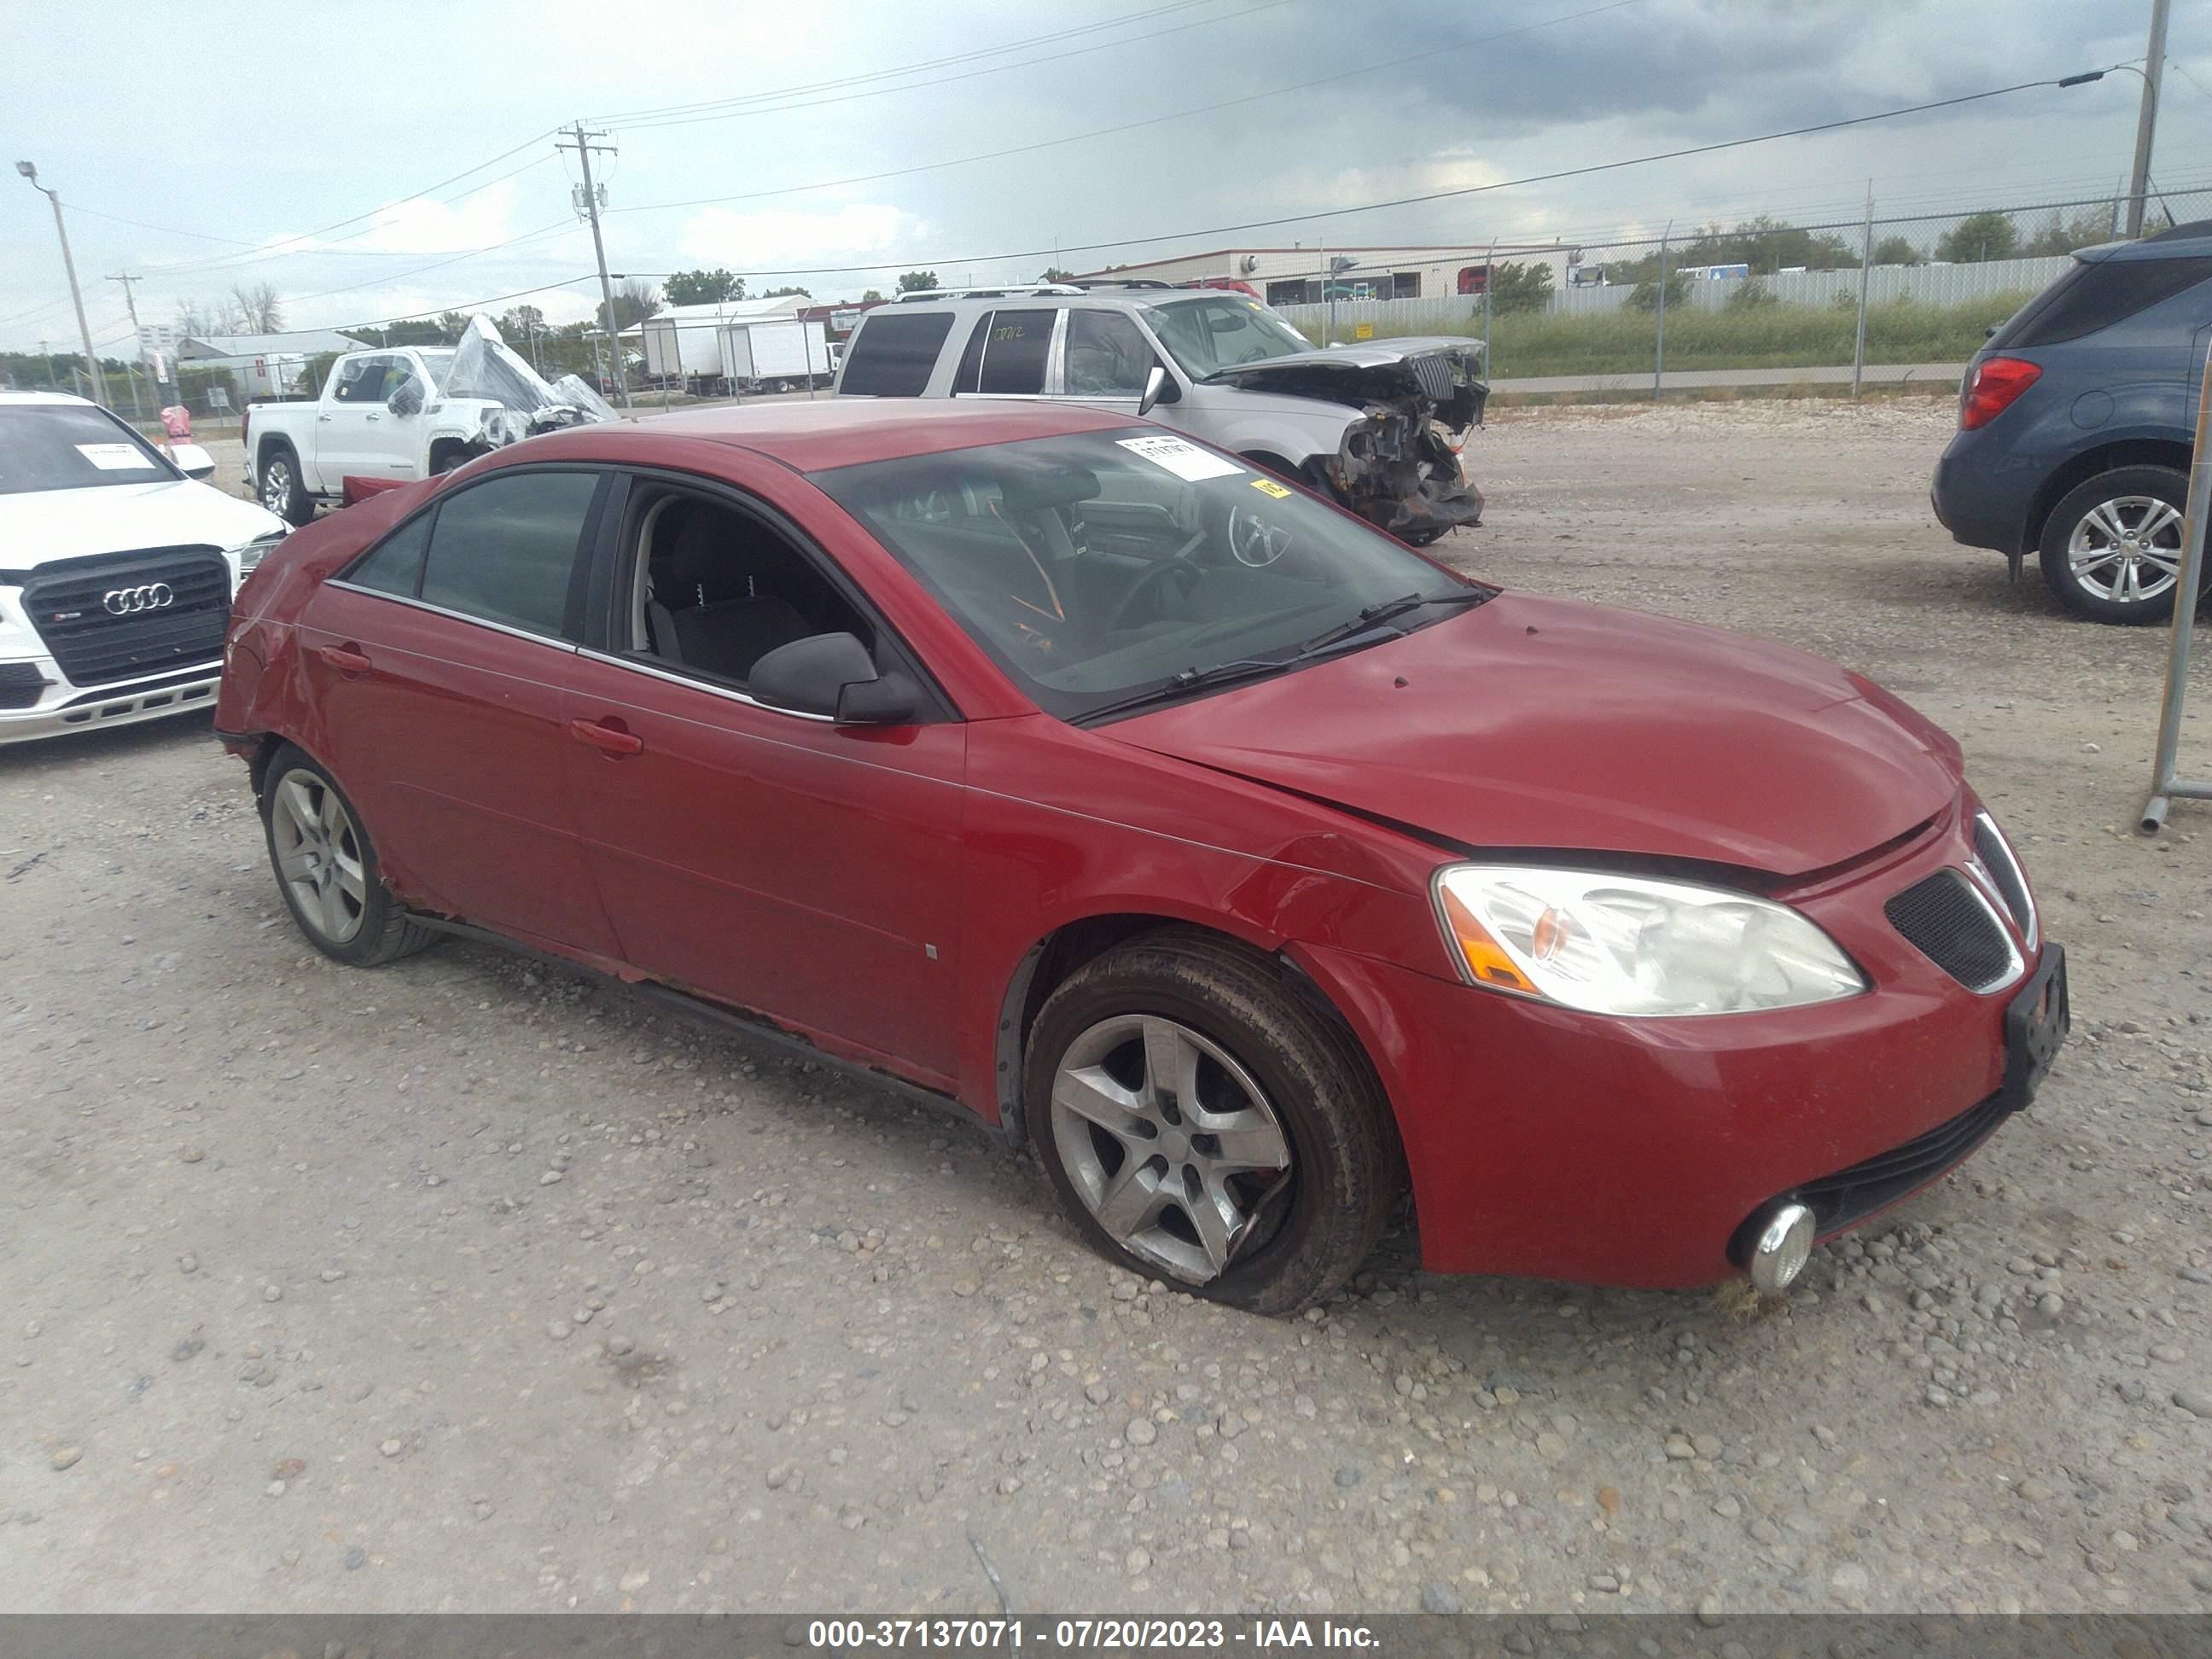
[[1, 390, 288, 745]]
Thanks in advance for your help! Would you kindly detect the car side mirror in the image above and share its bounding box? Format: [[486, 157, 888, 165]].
[[387, 379, 424, 416], [749, 632, 918, 725], [168, 442, 215, 480], [1138, 363, 1179, 416]]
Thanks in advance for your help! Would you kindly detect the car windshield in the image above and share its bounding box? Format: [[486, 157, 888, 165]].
[[0, 405, 176, 495], [815, 428, 1483, 721], [1141, 297, 1314, 377]]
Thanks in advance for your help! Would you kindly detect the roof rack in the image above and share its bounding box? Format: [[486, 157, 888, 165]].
[[890, 283, 1086, 303], [1066, 278, 1176, 290]]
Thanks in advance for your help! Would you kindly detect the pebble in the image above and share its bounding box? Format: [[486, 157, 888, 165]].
[[1335, 1467, 1362, 1488], [1420, 1584, 1464, 1615], [49, 1447, 81, 1472], [1697, 1597, 1724, 1627], [1126, 1546, 1150, 1575], [262, 1284, 282, 1303], [546, 1321, 572, 1342], [343, 1546, 366, 1571], [1124, 1417, 1157, 1447], [2148, 1343, 2185, 1364], [1831, 1563, 1870, 1596], [1084, 1382, 1110, 1406], [379, 1439, 402, 1458], [2174, 1390, 2212, 1419], [605, 1335, 636, 1357], [1218, 1410, 1246, 1440]]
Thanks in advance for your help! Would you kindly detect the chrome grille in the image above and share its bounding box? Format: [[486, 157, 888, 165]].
[[1972, 812, 2036, 946]]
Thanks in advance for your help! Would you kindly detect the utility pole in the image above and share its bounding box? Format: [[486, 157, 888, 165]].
[[2126, 0, 2170, 238], [1851, 183, 1874, 398], [558, 122, 631, 409], [108, 271, 147, 419], [16, 160, 109, 407]]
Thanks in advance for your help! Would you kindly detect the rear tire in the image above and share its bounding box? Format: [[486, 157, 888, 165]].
[[257, 445, 313, 527], [260, 744, 436, 967], [2038, 465, 2198, 624], [1023, 928, 1399, 1314]]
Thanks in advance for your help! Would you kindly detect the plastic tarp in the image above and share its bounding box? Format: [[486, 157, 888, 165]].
[[438, 315, 616, 446]]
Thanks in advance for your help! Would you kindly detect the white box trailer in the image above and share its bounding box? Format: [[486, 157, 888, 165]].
[[720, 318, 831, 390], [641, 314, 726, 381]]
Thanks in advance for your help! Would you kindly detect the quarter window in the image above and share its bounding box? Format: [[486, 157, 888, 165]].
[[417, 470, 601, 639], [839, 311, 956, 396]]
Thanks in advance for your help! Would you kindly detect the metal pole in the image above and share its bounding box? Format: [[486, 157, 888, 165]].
[[28, 178, 109, 407], [109, 271, 147, 417], [562, 121, 632, 410], [1852, 183, 1874, 398], [1481, 240, 1495, 379], [1323, 242, 1333, 346], [2140, 335, 2212, 831], [2126, 0, 2170, 238], [1653, 221, 1673, 400]]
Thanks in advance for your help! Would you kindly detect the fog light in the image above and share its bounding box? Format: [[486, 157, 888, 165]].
[[1747, 1202, 1814, 1295]]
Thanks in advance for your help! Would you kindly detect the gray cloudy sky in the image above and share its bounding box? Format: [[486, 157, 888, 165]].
[[3, 0, 2206, 352]]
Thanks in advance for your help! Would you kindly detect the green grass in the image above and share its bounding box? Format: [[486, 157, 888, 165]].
[[1300, 293, 2032, 380]]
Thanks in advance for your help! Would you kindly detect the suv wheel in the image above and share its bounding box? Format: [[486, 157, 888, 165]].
[[1024, 928, 1399, 1314], [258, 445, 313, 527], [2039, 465, 2198, 624]]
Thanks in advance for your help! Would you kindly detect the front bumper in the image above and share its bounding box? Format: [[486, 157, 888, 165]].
[[1295, 802, 2058, 1288], [0, 655, 223, 745]]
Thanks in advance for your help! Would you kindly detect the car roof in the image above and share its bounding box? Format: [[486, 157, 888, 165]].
[[2078, 220, 2212, 263], [533, 397, 1141, 474], [876, 288, 1227, 316], [0, 389, 98, 408]]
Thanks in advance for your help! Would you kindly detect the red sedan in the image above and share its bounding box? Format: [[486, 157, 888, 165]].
[[215, 400, 2067, 1313]]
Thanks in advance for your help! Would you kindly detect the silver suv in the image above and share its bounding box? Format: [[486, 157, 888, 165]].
[[832, 282, 1487, 543]]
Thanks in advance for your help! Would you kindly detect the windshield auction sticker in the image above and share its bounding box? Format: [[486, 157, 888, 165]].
[[75, 443, 153, 470], [1116, 435, 1245, 481]]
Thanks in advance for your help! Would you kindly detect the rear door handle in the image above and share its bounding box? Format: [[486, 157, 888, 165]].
[[365, 413, 381, 422], [568, 716, 643, 758], [316, 643, 372, 675]]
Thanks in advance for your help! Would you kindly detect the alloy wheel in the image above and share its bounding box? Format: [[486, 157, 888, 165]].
[[1049, 1014, 1293, 1284], [269, 770, 369, 944], [260, 459, 293, 516], [2068, 495, 2184, 605]]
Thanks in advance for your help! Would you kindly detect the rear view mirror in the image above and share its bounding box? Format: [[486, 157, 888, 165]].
[[1138, 364, 1179, 416], [749, 632, 918, 725]]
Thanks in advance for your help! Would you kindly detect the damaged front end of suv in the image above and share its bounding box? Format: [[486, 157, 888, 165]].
[[1203, 340, 1488, 544]]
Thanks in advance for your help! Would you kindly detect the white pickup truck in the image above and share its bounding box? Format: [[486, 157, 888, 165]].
[[243, 317, 614, 524]]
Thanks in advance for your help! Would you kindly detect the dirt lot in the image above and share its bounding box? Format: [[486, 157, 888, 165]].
[[3, 399, 2209, 1616]]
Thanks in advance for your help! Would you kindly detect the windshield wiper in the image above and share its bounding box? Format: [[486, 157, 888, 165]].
[[1071, 590, 1488, 728], [1284, 588, 1491, 658]]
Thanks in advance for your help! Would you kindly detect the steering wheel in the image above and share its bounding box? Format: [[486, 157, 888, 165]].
[[1106, 529, 1207, 632]]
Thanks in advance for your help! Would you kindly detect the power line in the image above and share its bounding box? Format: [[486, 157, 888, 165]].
[[647, 73, 2104, 279], [608, 0, 1646, 218], [589, 0, 1232, 126]]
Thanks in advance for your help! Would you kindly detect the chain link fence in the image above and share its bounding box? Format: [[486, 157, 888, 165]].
[[1273, 186, 2212, 389]]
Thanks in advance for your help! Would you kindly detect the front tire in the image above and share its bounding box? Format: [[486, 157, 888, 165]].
[[260, 745, 436, 967], [257, 445, 313, 527], [2038, 465, 2198, 624], [1024, 928, 1399, 1314]]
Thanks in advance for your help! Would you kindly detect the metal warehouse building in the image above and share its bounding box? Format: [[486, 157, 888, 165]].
[[1073, 242, 1580, 306]]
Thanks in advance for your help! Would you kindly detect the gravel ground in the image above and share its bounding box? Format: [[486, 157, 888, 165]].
[[3, 399, 2209, 1616]]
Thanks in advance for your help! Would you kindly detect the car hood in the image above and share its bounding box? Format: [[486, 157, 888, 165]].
[[1102, 591, 1961, 879], [0, 479, 285, 568], [1202, 338, 1487, 432]]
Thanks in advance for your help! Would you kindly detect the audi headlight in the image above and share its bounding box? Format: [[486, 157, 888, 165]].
[[229, 528, 287, 578], [1433, 864, 1866, 1018]]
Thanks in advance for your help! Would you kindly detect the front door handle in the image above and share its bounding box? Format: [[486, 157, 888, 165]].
[[568, 716, 643, 758], [365, 412, 381, 422], [316, 643, 372, 675]]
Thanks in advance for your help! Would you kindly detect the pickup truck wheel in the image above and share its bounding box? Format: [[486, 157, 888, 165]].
[[261, 745, 437, 967], [258, 447, 313, 526], [2039, 465, 2198, 625], [1025, 928, 1399, 1315]]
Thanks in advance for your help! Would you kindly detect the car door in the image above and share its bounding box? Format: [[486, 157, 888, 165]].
[[313, 353, 404, 486], [292, 465, 624, 958], [1054, 306, 1159, 418], [559, 473, 968, 1086]]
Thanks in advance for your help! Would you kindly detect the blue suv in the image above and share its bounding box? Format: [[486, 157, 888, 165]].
[[1931, 220, 2212, 624]]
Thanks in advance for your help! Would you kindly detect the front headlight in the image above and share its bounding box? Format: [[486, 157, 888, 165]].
[[228, 528, 288, 579], [1433, 864, 1866, 1018]]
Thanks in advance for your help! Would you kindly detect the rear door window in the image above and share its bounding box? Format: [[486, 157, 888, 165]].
[[974, 309, 1056, 395], [839, 311, 956, 396], [1991, 255, 2212, 350], [417, 469, 603, 639]]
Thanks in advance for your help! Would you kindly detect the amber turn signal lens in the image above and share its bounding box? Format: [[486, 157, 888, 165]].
[[1439, 887, 1540, 995]]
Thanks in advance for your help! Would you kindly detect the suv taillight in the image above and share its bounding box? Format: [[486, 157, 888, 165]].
[[1960, 357, 2040, 430]]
